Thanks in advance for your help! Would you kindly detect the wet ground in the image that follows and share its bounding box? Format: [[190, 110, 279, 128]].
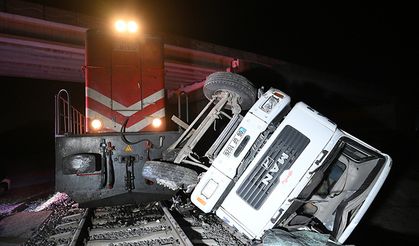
[[0, 210, 52, 245], [0, 181, 54, 245]]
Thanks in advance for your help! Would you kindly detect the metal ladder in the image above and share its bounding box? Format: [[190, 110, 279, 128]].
[[54, 89, 85, 136]]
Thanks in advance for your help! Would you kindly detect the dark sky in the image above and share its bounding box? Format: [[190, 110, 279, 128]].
[[28, 1, 417, 86]]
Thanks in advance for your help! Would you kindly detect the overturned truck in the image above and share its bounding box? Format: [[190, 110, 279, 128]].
[[142, 72, 392, 244]]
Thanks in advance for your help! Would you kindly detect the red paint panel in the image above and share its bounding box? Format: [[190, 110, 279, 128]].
[[85, 30, 166, 132], [124, 99, 165, 127], [140, 38, 165, 99], [85, 29, 112, 98], [110, 37, 165, 110], [111, 41, 141, 109]]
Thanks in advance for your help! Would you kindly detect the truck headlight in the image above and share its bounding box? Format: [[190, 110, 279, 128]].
[[260, 96, 279, 113]]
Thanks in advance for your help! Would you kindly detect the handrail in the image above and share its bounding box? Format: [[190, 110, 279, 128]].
[[55, 89, 86, 136], [177, 91, 189, 126]]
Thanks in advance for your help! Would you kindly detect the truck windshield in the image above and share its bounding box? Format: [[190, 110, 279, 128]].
[[316, 161, 346, 198]]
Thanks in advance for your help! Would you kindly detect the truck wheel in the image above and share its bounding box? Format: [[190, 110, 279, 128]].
[[142, 161, 198, 191], [203, 72, 257, 110]]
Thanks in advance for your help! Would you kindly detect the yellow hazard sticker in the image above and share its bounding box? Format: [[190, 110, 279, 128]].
[[124, 145, 133, 153]]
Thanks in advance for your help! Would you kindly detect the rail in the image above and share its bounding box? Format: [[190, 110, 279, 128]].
[[25, 196, 250, 245], [55, 89, 86, 136]]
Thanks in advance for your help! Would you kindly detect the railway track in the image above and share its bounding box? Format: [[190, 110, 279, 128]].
[[25, 196, 249, 246]]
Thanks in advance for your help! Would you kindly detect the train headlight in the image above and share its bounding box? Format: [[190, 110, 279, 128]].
[[91, 118, 103, 131], [127, 21, 138, 33], [151, 118, 162, 128], [114, 20, 139, 33], [115, 20, 127, 32]]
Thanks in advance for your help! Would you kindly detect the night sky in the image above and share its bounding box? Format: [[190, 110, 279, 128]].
[[1, 1, 418, 244]]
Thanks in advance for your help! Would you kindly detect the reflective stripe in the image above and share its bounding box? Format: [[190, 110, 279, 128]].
[[128, 108, 165, 131], [87, 87, 165, 111]]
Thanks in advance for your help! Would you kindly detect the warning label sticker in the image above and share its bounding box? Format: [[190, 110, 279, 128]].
[[124, 145, 133, 153]]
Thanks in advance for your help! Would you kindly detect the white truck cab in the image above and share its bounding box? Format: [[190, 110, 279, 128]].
[[143, 72, 392, 244], [191, 91, 391, 244]]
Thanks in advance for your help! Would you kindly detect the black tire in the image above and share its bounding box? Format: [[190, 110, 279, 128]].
[[142, 161, 198, 190], [162, 148, 181, 162], [203, 72, 257, 110]]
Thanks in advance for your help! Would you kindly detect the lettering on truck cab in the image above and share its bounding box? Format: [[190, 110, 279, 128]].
[[261, 153, 289, 186]]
